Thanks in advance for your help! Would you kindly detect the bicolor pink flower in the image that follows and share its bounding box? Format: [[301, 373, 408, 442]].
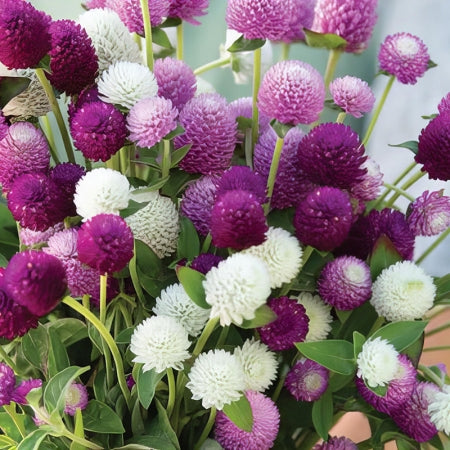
[[169, 0, 209, 25], [64, 383, 89, 416], [350, 157, 384, 203], [438, 93, 450, 115]]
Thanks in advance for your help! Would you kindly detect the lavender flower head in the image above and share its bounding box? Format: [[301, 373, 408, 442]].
[[229, 96, 271, 131], [64, 383, 89, 416], [19, 223, 64, 248], [280, 0, 317, 42], [169, 0, 209, 25], [313, 436, 357, 450]]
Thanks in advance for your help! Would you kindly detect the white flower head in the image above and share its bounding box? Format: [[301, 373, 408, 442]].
[[356, 337, 400, 388], [370, 261, 436, 322], [153, 283, 210, 337], [234, 338, 278, 392], [186, 349, 245, 410], [130, 316, 191, 373], [203, 253, 271, 326], [296, 292, 333, 342], [74, 168, 130, 220], [98, 61, 158, 109], [242, 227, 303, 289], [428, 385, 450, 434]]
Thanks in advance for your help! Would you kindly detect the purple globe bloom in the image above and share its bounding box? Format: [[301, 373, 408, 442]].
[[0, 111, 8, 140], [68, 86, 100, 124], [313, 436, 357, 450], [378, 32, 429, 85], [258, 296, 309, 351], [258, 60, 325, 125], [190, 253, 224, 275], [438, 92, 450, 115], [229, 96, 271, 132], [350, 157, 384, 203], [11, 378, 42, 404], [126, 374, 136, 390], [280, 0, 317, 42], [0, 362, 16, 406], [63, 382, 89, 416], [169, 0, 209, 25]]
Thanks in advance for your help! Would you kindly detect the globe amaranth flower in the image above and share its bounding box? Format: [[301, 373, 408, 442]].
[[0, 0, 51, 69], [190, 253, 224, 275], [428, 385, 450, 435], [313, 436, 357, 450], [169, 0, 209, 25], [258, 60, 325, 125], [438, 92, 450, 114], [229, 96, 271, 131], [378, 32, 429, 84], [19, 223, 64, 248], [215, 391, 280, 449], [64, 383, 88, 416], [84, 0, 107, 7], [68, 86, 100, 124], [370, 260, 436, 322], [318, 256, 372, 310], [130, 315, 191, 373], [296, 292, 332, 342], [77, 213, 134, 274], [0, 363, 42, 406], [203, 253, 271, 326], [44, 228, 79, 260], [186, 349, 245, 410], [174, 93, 237, 174], [285, 358, 329, 402], [0, 111, 8, 140], [279, 0, 317, 43], [350, 157, 383, 203]]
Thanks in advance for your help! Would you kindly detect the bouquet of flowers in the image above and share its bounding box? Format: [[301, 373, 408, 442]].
[[0, 0, 449, 448]]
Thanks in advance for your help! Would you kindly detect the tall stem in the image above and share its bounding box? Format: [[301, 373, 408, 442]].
[[166, 367, 176, 418], [99, 273, 107, 324], [385, 169, 425, 207], [140, 0, 154, 71], [192, 317, 219, 358], [323, 49, 342, 89], [336, 112, 346, 123], [418, 364, 444, 388], [176, 23, 183, 60], [194, 407, 217, 450], [193, 56, 231, 76], [416, 227, 450, 264], [251, 48, 262, 150], [40, 115, 60, 164], [264, 136, 284, 214], [161, 139, 171, 178], [280, 42, 290, 61]]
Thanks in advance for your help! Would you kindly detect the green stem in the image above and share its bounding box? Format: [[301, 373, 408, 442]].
[[119, 146, 129, 175], [251, 48, 262, 150], [264, 136, 284, 214], [368, 315, 385, 336], [82, 294, 90, 311], [193, 56, 231, 76], [40, 115, 60, 164], [336, 111, 346, 123], [200, 233, 212, 254], [176, 23, 183, 60], [416, 227, 450, 264], [99, 273, 107, 324], [139, 0, 154, 71], [382, 182, 415, 202], [59, 429, 103, 450], [425, 320, 450, 338], [194, 407, 216, 450], [161, 139, 171, 178], [118, 302, 133, 328], [173, 371, 188, 434], [84, 157, 92, 171], [271, 372, 287, 402], [166, 368, 176, 418], [280, 42, 290, 61], [192, 317, 219, 358], [418, 364, 444, 387], [423, 345, 450, 352], [215, 326, 229, 348], [244, 128, 253, 169], [0, 345, 16, 370], [385, 169, 425, 208], [3, 404, 26, 439], [323, 48, 342, 89]]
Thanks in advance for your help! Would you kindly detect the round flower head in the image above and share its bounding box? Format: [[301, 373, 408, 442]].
[[428, 385, 450, 435], [174, 93, 237, 174], [64, 383, 88, 416], [153, 57, 197, 110], [203, 253, 271, 326], [350, 157, 384, 203], [258, 60, 325, 125], [45, 228, 79, 260], [0, 363, 16, 406], [258, 296, 309, 351], [229, 96, 271, 132], [0, 0, 51, 69], [98, 61, 158, 110], [74, 168, 130, 220], [19, 223, 64, 248], [215, 391, 280, 449], [378, 32, 429, 85], [77, 213, 134, 274], [318, 256, 372, 310], [186, 349, 245, 410], [190, 253, 224, 275], [68, 86, 100, 124], [296, 292, 332, 342], [168, 0, 209, 25], [313, 436, 357, 450], [280, 0, 317, 42], [438, 92, 450, 115], [370, 260, 436, 322], [285, 358, 329, 402], [234, 338, 278, 392], [84, 0, 107, 7], [130, 315, 191, 373]]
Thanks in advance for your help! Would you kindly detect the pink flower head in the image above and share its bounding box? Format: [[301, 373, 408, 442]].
[[11, 378, 42, 404], [229, 96, 271, 132], [0, 362, 16, 406], [438, 93, 450, 115], [258, 60, 325, 125], [169, 0, 209, 25], [64, 382, 89, 416], [350, 157, 384, 203], [0, 111, 8, 140], [281, 0, 317, 42], [19, 223, 64, 248], [190, 253, 224, 275], [313, 436, 357, 450]]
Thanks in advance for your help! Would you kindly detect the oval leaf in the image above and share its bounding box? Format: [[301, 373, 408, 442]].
[[227, 35, 266, 53], [136, 366, 164, 409], [240, 304, 277, 329], [370, 321, 428, 352], [17, 429, 48, 450], [388, 140, 418, 155], [177, 216, 200, 260], [369, 235, 402, 280], [303, 29, 347, 49], [312, 391, 333, 441], [82, 400, 125, 434], [176, 266, 209, 309], [222, 394, 253, 432]]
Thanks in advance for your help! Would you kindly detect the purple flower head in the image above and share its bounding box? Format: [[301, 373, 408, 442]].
[[438, 92, 450, 115], [378, 32, 429, 85], [210, 189, 268, 250], [258, 296, 309, 351], [258, 60, 325, 125], [285, 358, 329, 401], [175, 93, 237, 174], [229, 96, 271, 132], [350, 157, 384, 203], [0, 111, 8, 140], [312, 0, 378, 54], [19, 222, 64, 248], [190, 253, 224, 275], [169, 0, 209, 26], [68, 86, 100, 124], [215, 390, 280, 450], [64, 382, 89, 416], [126, 374, 136, 390], [294, 187, 353, 251], [153, 57, 196, 111], [0, 363, 17, 406], [313, 436, 357, 450], [77, 213, 134, 273], [84, 0, 107, 7], [11, 378, 42, 404], [0, 0, 51, 69], [280, 0, 317, 42]]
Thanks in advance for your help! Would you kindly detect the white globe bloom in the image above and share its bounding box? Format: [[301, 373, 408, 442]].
[[74, 168, 130, 220], [428, 385, 450, 434], [130, 316, 191, 373], [296, 292, 333, 342]]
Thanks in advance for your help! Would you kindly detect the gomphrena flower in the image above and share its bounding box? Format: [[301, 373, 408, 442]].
[[174, 93, 237, 174], [285, 358, 330, 402], [130, 315, 191, 373], [168, 0, 209, 25], [215, 391, 280, 449], [64, 383, 89, 416], [438, 92, 450, 114], [370, 260, 436, 322], [44, 228, 78, 260], [190, 253, 224, 275], [0, 0, 51, 69], [296, 292, 332, 342], [258, 60, 325, 125], [428, 385, 450, 435], [70, 101, 127, 162], [312, 0, 378, 53], [313, 436, 357, 450], [186, 349, 245, 410], [77, 213, 134, 274], [350, 157, 384, 203], [84, 0, 107, 7], [318, 256, 372, 310], [0, 111, 8, 140], [19, 223, 64, 248], [280, 0, 317, 42], [68, 86, 100, 124], [258, 296, 309, 351], [229, 96, 271, 132], [378, 32, 429, 84], [0, 363, 42, 406], [203, 253, 271, 326]]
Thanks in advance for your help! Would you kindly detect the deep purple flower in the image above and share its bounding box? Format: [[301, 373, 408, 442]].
[[190, 253, 224, 275], [68, 86, 100, 124], [0, 363, 17, 406], [126, 374, 136, 390], [64, 382, 89, 416], [280, 0, 317, 42], [169, 0, 209, 25], [313, 436, 357, 450], [0, 111, 8, 140], [11, 378, 42, 404], [438, 92, 450, 115]]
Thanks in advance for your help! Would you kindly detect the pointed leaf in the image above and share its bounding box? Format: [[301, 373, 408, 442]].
[[116, 327, 134, 345], [388, 141, 418, 155], [227, 35, 266, 53], [240, 304, 277, 329], [82, 400, 125, 434], [21, 325, 49, 373], [353, 331, 366, 360], [151, 28, 173, 49], [304, 29, 347, 49], [222, 394, 253, 432], [170, 144, 191, 167], [270, 119, 294, 138], [136, 366, 164, 409], [47, 318, 88, 347], [164, 125, 184, 141], [70, 408, 86, 450], [17, 429, 48, 450], [47, 327, 70, 378], [177, 216, 200, 260], [176, 266, 209, 309], [120, 200, 149, 219], [435, 273, 450, 304], [312, 391, 333, 440], [369, 235, 403, 279], [370, 321, 428, 352]]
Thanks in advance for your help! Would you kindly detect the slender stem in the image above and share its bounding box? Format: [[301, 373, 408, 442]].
[[382, 182, 415, 202], [425, 320, 450, 338], [336, 112, 346, 123], [176, 23, 183, 60], [264, 136, 284, 214], [84, 158, 92, 171], [166, 368, 176, 418], [193, 56, 231, 76], [3, 404, 26, 438], [173, 371, 188, 434], [0, 345, 16, 370], [194, 407, 217, 450], [139, 0, 154, 71], [418, 364, 444, 388], [99, 273, 107, 324], [119, 146, 129, 175], [161, 139, 171, 178], [271, 372, 287, 402], [280, 42, 290, 61], [40, 115, 60, 164], [251, 48, 262, 150], [323, 48, 342, 89], [423, 345, 450, 352], [200, 233, 212, 254], [59, 429, 103, 450], [416, 227, 450, 264], [215, 326, 229, 348], [192, 317, 219, 358], [244, 128, 253, 169], [118, 302, 133, 328], [82, 294, 90, 311], [385, 169, 425, 208]]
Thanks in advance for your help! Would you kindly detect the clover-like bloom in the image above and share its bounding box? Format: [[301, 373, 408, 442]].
[[190, 254, 224, 275], [296, 292, 332, 342], [438, 92, 450, 115], [313, 436, 357, 450], [19, 223, 64, 248], [131, 316, 191, 373], [64, 383, 89, 416], [428, 385, 450, 435], [350, 157, 384, 203], [169, 0, 209, 25], [0, 363, 42, 406], [229, 96, 271, 131]]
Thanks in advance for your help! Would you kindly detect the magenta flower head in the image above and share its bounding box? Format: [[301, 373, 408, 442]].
[[70, 101, 127, 162], [0, 0, 51, 69], [378, 32, 429, 84], [190, 253, 224, 275], [169, 0, 209, 25], [68, 86, 100, 124], [215, 390, 280, 450], [313, 436, 357, 450], [258, 296, 309, 351], [258, 60, 325, 125], [438, 93, 450, 115], [64, 382, 89, 416], [312, 0, 378, 54], [0, 111, 8, 140], [350, 157, 384, 203]]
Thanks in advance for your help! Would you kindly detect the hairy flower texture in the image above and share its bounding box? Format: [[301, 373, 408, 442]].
[[313, 436, 357, 450], [98, 61, 158, 110], [0, 111, 8, 140], [74, 168, 130, 220], [19, 222, 64, 248], [153, 283, 210, 337], [370, 260, 435, 322], [215, 391, 280, 449], [0, 362, 16, 406], [203, 253, 271, 326], [258, 60, 325, 125], [0, 121, 50, 193], [229, 96, 271, 132], [186, 349, 245, 410], [281, 0, 317, 42], [378, 32, 429, 85], [285, 358, 329, 401], [131, 315, 191, 373], [78, 8, 142, 73], [438, 92, 450, 115], [175, 93, 237, 174], [68, 86, 100, 124], [45, 228, 79, 260], [312, 0, 377, 53], [428, 385, 450, 435], [190, 253, 224, 275], [258, 296, 309, 351], [318, 256, 372, 310], [234, 339, 278, 392], [64, 383, 88, 416], [169, 0, 209, 25], [0, 0, 51, 69], [350, 157, 383, 203], [296, 292, 332, 342], [11, 378, 42, 405]]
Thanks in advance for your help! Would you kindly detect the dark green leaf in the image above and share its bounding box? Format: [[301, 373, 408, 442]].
[[17, 430, 48, 450], [135, 238, 162, 274], [394, 437, 420, 450], [227, 35, 266, 53], [0, 412, 25, 443], [0, 253, 8, 268], [47, 319, 88, 347], [120, 200, 149, 219], [131, 397, 145, 436], [170, 144, 191, 168], [401, 333, 424, 367], [353, 331, 365, 360], [146, 175, 170, 191], [240, 304, 277, 328], [435, 273, 450, 304], [223, 394, 253, 432], [421, 114, 438, 120], [370, 321, 428, 352], [116, 327, 134, 345], [47, 327, 70, 378], [144, 399, 180, 450], [164, 125, 185, 141], [312, 391, 333, 441], [369, 235, 403, 280], [21, 325, 49, 373], [368, 383, 388, 397], [270, 119, 295, 138], [388, 141, 418, 155], [0, 203, 19, 259], [160, 169, 195, 198], [82, 400, 125, 434], [328, 372, 354, 393], [303, 29, 347, 49], [151, 28, 173, 49], [159, 17, 182, 28], [87, 323, 104, 355], [176, 266, 209, 309], [427, 59, 437, 69], [236, 116, 253, 131], [177, 216, 200, 260], [427, 433, 444, 450], [0, 77, 31, 109], [136, 366, 164, 409]]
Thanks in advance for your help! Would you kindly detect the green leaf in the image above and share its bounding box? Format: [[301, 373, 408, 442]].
[[0, 435, 17, 448], [176, 266, 209, 309], [135, 238, 162, 274], [227, 35, 266, 53], [47, 319, 88, 347], [87, 323, 104, 355], [0, 253, 8, 268], [427, 59, 437, 70], [170, 144, 191, 168], [116, 327, 134, 345], [70, 409, 86, 450], [435, 273, 450, 304], [312, 391, 333, 441], [303, 29, 347, 49], [151, 28, 173, 49], [236, 116, 253, 131], [353, 331, 366, 360], [164, 124, 185, 141], [17, 430, 48, 450], [388, 140, 419, 155], [0, 77, 31, 109], [0, 203, 19, 259], [270, 119, 295, 138], [369, 235, 403, 280], [47, 327, 70, 378], [92, 368, 107, 403], [240, 304, 277, 328], [145, 399, 180, 450], [21, 325, 49, 374], [131, 397, 145, 436], [370, 321, 428, 352], [0, 412, 25, 442], [427, 433, 444, 450], [222, 394, 253, 432], [120, 200, 149, 219], [82, 400, 126, 434], [177, 216, 200, 260], [136, 365, 164, 409], [159, 17, 182, 28], [160, 169, 195, 198]]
